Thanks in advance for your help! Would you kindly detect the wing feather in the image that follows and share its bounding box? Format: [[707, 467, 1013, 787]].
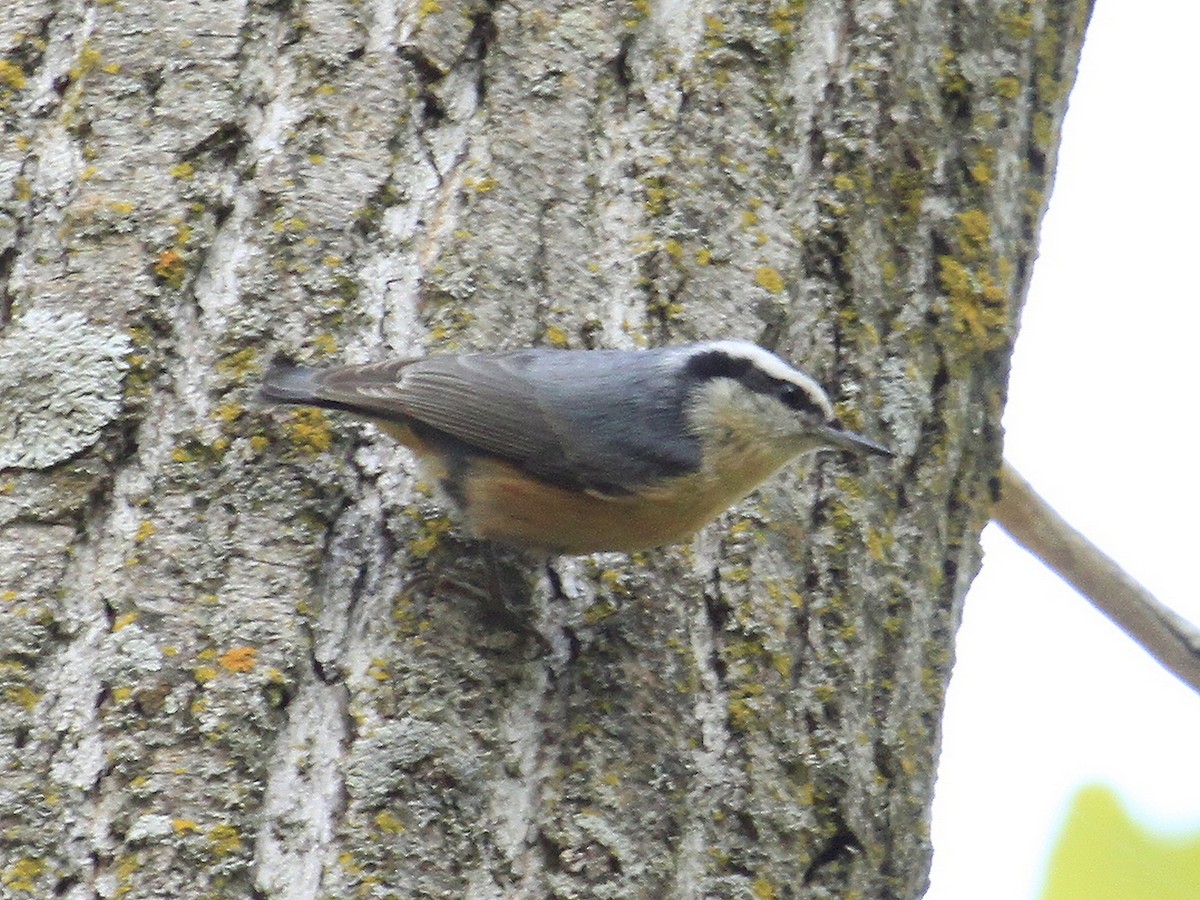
[[263, 349, 703, 494]]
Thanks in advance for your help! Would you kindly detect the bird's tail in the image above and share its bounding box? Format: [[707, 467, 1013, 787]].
[[257, 364, 324, 406]]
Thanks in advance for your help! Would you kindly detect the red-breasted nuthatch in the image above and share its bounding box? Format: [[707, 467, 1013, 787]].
[[260, 340, 892, 554]]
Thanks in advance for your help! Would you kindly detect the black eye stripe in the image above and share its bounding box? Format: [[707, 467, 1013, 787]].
[[685, 349, 824, 416], [685, 349, 752, 381], [777, 381, 823, 415]]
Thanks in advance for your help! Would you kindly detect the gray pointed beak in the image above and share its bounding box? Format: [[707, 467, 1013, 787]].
[[817, 424, 895, 458]]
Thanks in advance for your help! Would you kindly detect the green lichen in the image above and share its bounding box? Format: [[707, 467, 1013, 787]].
[[936, 47, 968, 100], [993, 76, 1021, 99], [5, 685, 40, 711], [998, 1, 1034, 40], [728, 683, 766, 732], [583, 599, 618, 625], [769, 0, 807, 36], [642, 175, 673, 217], [888, 166, 926, 227], [408, 515, 451, 559]]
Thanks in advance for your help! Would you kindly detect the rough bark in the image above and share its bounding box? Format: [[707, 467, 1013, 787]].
[[0, 0, 1090, 897]]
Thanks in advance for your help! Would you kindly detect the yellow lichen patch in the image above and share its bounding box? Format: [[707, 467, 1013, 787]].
[[134, 521, 156, 543], [308, 332, 338, 357], [6, 685, 40, 711], [993, 76, 1021, 99], [218, 646, 257, 673], [866, 527, 892, 561], [1032, 111, 1053, 148], [408, 515, 451, 559], [771, 652, 793, 679], [193, 666, 218, 685], [956, 209, 991, 252], [285, 408, 334, 454], [464, 174, 500, 193], [623, 0, 650, 26], [999, 7, 1033, 39], [169, 161, 195, 180], [727, 685, 765, 732], [154, 249, 186, 288], [213, 402, 244, 424], [543, 325, 570, 348], [769, 1, 805, 36], [374, 810, 405, 834], [582, 599, 617, 625], [0, 61, 27, 90], [172, 818, 199, 835], [597, 567, 631, 596], [752, 877, 777, 900], [216, 347, 261, 381], [937, 46, 968, 99], [2, 857, 46, 891], [113, 611, 139, 631], [754, 266, 785, 294], [812, 683, 837, 704], [643, 177, 672, 216], [72, 45, 104, 81], [206, 823, 243, 857], [938, 257, 1009, 353]]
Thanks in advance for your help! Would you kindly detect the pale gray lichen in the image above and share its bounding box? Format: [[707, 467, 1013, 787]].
[[0, 308, 130, 469]]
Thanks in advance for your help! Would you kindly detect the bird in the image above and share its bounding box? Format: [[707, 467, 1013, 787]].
[[259, 339, 892, 555]]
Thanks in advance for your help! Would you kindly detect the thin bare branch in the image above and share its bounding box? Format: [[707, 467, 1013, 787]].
[[993, 460, 1200, 695]]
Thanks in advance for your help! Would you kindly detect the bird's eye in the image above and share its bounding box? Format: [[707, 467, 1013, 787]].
[[779, 382, 820, 415]]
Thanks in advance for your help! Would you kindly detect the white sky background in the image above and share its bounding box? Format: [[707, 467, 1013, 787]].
[[927, 1, 1200, 897]]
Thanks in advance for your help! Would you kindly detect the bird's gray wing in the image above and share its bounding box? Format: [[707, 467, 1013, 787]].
[[263, 350, 701, 493]]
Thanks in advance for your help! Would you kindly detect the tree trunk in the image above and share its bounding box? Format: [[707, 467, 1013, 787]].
[[0, 1, 1090, 897]]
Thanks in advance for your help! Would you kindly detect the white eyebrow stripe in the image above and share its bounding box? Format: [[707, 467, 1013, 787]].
[[692, 339, 835, 418]]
